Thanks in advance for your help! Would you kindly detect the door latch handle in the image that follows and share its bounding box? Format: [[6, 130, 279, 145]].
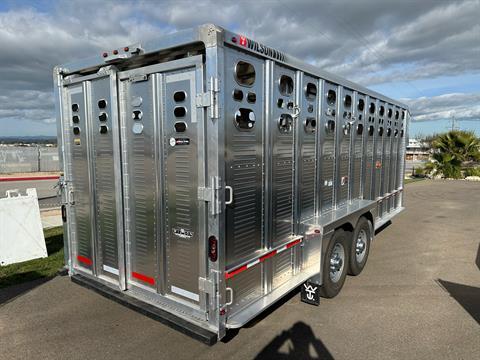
[[225, 186, 233, 205], [225, 287, 233, 306]]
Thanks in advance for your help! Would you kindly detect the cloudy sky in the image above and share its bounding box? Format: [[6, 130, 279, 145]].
[[0, 0, 479, 137]]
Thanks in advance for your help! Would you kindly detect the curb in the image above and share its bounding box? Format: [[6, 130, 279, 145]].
[[0, 175, 60, 182]]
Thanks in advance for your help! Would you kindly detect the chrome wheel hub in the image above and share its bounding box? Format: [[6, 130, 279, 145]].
[[355, 229, 368, 263], [329, 243, 345, 283]]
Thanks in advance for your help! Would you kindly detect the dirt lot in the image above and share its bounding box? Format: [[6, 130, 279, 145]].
[[0, 180, 479, 360]]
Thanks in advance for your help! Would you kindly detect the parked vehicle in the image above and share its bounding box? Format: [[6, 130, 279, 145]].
[[54, 24, 409, 344]]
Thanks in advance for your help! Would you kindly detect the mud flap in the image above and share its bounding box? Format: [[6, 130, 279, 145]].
[[301, 281, 320, 306]]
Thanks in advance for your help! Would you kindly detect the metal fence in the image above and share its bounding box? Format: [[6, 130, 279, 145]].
[[0, 147, 60, 173]]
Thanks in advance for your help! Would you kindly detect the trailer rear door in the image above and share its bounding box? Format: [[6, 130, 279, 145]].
[[118, 56, 207, 312]]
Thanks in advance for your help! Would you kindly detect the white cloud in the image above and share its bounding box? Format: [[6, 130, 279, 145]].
[[0, 0, 479, 135]]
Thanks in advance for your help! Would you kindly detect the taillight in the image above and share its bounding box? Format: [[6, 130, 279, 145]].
[[208, 235, 218, 262], [61, 205, 67, 222]]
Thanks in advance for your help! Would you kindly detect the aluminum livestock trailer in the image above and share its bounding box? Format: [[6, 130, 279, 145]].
[[54, 24, 409, 344]]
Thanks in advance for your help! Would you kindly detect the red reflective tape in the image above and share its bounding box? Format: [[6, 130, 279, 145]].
[[132, 271, 155, 285], [77, 255, 92, 266], [225, 265, 248, 280], [259, 250, 277, 262], [286, 238, 302, 249]]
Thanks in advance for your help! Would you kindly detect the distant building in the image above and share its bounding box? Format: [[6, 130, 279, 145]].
[[406, 139, 430, 161]]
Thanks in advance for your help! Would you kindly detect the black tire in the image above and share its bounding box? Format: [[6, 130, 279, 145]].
[[348, 216, 372, 276], [319, 229, 350, 298]]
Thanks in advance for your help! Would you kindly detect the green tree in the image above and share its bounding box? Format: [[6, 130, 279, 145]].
[[423, 130, 480, 179]]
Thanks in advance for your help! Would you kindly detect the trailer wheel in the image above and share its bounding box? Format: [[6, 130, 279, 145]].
[[319, 229, 350, 298], [348, 217, 372, 276]]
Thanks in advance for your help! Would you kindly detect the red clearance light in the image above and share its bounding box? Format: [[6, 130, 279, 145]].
[[102, 52, 108, 58], [113, 49, 119, 55], [239, 35, 247, 47], [231, 36, 237, 43], [124, 46, 129, 52], [208, 235, 218, 262]]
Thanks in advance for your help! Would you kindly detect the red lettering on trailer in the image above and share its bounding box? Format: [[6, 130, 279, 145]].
[[132, 271, 155, 285], [77, 255, 92, 266], [239, 35, 247, 46]]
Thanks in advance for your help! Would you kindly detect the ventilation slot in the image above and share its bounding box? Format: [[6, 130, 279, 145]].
[[173, 91, 186, 102], [174, 107, 186, 118]]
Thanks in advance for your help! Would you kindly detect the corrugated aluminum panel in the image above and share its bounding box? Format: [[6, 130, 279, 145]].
[[121, 75, 159, 289], [270, 64, 296, 247], [319, 82, 337, 213], [224, 49, 264, 266], [67, 85, 93, 272], [90, 77, 119, 278], [164, 69, 200, 302]]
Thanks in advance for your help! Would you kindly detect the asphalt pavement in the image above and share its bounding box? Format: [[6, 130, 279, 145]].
[[0, 180, 479, 360]]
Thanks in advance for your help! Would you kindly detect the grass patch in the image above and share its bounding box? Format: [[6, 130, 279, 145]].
[[0, 226, 64, 289], [405, 178, 427, 184]]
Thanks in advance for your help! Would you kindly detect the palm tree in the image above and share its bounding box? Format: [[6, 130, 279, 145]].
[[423, 130, 480, 179]]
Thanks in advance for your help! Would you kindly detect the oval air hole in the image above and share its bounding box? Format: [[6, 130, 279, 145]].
[[305, 117, 317, 133], [73, 126, 80, 135], [72, 103, 79, 112], [234, 108, 256, 130], [388, 108, 393, 118], [173, 91, 186, 102], [233, 89, 243, 101], [344, 94, 352, 108], [99, 125, 108, 134], [369, 102, 375, 114], [235, 61, 256, 86], [72, 115, 80, 124], [325, 119, 335, 133], [174, 122, 187, 132], [394, 129, 399, 137], [132, 110, 143, 120], [395, 110, 400, 119], [379, 105, 385, 117], [247, 92, 256, 103], [387, 128, 392, 137], [99, 112, 108, 122], [174, 106, 186, 118], [279, 75, 294, 96], [98, 99, 107, 109], [401, 130, 404, 137], [378, 127, 384, 136], [402, 110, 405, 119], [278, 114, 294, 133], [357, 98, 365, 111], [368, 125, 374, 136], [307, 105, 314, 113], [327, 89, 336, 105], [356, 124, 363, 135], [305, 82, 317, 101]]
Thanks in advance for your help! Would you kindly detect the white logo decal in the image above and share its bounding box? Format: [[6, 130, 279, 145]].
[[303, 283, 318, 301]]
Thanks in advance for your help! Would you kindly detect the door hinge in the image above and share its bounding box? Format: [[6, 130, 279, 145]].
[[199, 276, 216, 296], [196, 77, 219, 120], [198, 176, 222, 215]]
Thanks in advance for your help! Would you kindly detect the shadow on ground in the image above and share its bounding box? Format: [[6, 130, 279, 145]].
[[437, 279, 480, 325], [255, 322, 334, 359], [0, 275, 53, 306]]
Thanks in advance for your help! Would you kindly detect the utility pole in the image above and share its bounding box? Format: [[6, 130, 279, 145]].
[[449, 116, 457, 131]]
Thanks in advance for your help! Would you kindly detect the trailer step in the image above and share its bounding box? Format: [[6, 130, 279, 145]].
[[71, 274, 217, 346]]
